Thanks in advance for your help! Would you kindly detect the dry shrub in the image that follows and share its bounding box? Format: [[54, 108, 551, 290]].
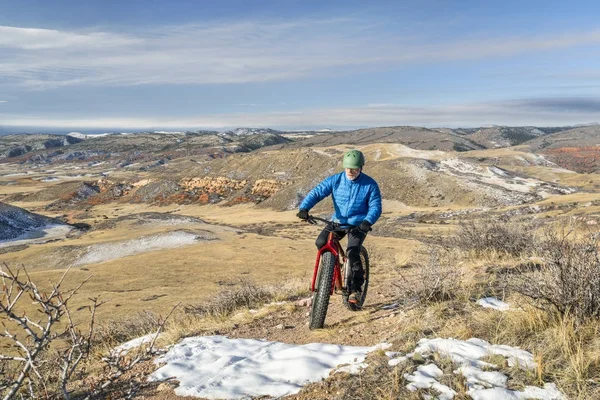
[[95, 310, 161, 347], [184, 279, 276, 318], [394, 245, 464, 304], [163, 277, 308, 343], [506, 227, 600, 323], [467, 305, 600, 398], [442, 219, 538, 258], [0, 265, 174, 399]]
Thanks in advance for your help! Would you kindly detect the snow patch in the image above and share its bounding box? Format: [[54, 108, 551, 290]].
[[398, 338, 565, 399], [404, 363, 456, 400], [150, 336, 387, 399], [67, 132, 87, 139], [75, 231, 212, 266], [438, 158, 557, 195], [385, 351, 407, 366], [334, 362, 368, 374], [112, 333, 162, 356], [0, 224, 73, 248], [468, 383, 564, 400], [311, 149, 334, 157], [457, 365, 508, 390], [477, 297, 510, 311], [382, 302, 399, 310], [2, 172, 29, 177], [414, 338, 536, 370], [391, 143, 446, 159]]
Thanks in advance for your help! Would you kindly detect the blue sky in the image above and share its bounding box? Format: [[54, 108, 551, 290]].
[[1, 0, 600, 132]]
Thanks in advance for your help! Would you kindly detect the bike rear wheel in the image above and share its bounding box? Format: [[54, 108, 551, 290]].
[[309, 251, 336, 330], [343, 246, 370, 311]]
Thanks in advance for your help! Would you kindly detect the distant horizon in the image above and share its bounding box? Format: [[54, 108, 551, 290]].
[[2, 122, 599, 136]]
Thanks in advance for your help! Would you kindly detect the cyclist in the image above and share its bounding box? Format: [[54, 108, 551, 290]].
[[297, 149, 382, 304]]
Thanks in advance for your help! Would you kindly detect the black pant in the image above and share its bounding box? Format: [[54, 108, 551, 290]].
[[315, 225, 367, 292]]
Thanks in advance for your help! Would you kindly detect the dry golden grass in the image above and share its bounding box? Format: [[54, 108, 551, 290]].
[[465, 305, 600, 398], [384, 257, 600, 399], [362, 297, 600, 399], [368, 218, 600, 399]]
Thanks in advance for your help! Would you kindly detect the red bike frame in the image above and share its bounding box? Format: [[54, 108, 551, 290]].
[[311, 231, 346, 294]]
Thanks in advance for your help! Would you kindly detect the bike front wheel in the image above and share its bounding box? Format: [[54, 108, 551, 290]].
[[309, 251, 336, 330]]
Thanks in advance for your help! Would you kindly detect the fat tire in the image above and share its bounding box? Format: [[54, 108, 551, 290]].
[[343, 246, 370, 311], [309, 251, 336, 330]]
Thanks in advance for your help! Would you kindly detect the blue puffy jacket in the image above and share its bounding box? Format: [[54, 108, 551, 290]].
[[299, 172, 382, 226]]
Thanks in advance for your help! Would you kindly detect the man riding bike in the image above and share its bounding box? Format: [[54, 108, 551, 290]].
[[297, 149, 382, 304]]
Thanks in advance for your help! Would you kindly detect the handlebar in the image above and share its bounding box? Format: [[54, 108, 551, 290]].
[[304, 215, 372, 232], [306, 215, 332, 225]]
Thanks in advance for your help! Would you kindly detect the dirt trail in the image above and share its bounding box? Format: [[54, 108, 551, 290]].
[[219, 269, 403, 348]]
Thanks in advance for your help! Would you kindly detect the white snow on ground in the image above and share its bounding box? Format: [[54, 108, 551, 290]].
[[112, 333, 162, 356], [440, 159, 538, 194], [391, 143, 446, 159], [0, 224, 73, 248], [396, 338, 565, 399], [468, 384, 564, 400], [118, 331, 567, 400], [456, 365, 508, 390], [404, 363, 456, 400], [334, 362, 368, 374], [75, 231, 211, 266], [438, 158, 575, 196], [385, 351, 407, 366], [67, 131, 87, 139], [2, 172, 29, 177], [477, 297, 510, 311], [311, 149, 334, 157], [414, 338, 536, 369], [149, 335, 390, 399]]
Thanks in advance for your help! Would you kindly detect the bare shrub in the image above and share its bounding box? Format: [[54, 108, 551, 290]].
[[441, 219, 538, 258], [0, 264, 177, 399], [394, 245, 464, 304], [0, 264, 96, 399], [184, 279, 274, 318], [506, 227, 600, 322], [82, 306, 176, 400]]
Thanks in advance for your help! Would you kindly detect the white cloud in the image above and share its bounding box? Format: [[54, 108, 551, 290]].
[[0, 26, 140, 50], [1, 21, 600, 89], [2, 98, 599, 129], [0, 101, 7, 103]]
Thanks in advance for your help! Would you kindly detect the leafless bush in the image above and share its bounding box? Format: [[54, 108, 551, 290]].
[[82, 305, 177, 400], [0, 264, 96, 399], [506, 226, 600, 322], [0, 264, 177, 400], [394, 245, 463, 304], [184, 279, 274, 318], [440, 219, 538, 258]]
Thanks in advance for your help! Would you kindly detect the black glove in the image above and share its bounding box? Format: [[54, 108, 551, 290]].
[[359, 220, 372, 233], [297, 209, 309, 220]]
